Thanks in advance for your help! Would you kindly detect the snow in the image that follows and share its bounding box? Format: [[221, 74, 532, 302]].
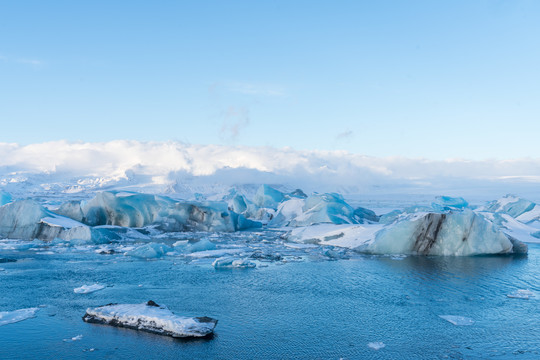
[[83, 301, 217, 337], [0, 307, 39, 326], [74, 284, 106, 294], [187, 248, 247, 259], [287, 224, 383, 249], [439, 315, 474, 326]]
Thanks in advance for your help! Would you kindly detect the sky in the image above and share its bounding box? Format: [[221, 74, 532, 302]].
[[1, 0, 539, 160]]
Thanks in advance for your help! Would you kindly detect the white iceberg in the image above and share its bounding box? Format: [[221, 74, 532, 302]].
[[83, 301, 217, 337], [0, 307, 39, 326], [124, 243, 173, 259], [74, 284, 106, 294]]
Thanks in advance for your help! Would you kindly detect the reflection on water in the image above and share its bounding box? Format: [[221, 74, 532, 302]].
[[0, 243, 539, 359]]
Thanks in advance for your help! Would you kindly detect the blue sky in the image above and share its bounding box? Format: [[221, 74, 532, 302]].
[[1, 0, 539, 159]]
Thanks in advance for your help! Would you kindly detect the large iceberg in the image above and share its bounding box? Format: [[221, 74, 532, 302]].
[[56, 191, 260, 232], [0, 200, 92, 242], [83, 301, 217, 337], [288, 209, 526, 256]]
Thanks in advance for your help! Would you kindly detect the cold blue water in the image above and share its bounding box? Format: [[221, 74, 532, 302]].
[[1, 239, 539, 359]]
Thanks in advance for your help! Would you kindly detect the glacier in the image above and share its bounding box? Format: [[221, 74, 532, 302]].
[[82, 301, 218, 337]]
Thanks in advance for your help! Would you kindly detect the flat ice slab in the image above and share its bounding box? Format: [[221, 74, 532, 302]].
[[0, 307, 39, 326], [83, 300, 217, 337]]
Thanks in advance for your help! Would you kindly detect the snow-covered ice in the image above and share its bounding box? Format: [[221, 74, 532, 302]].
[[83, 301, 217, 337]]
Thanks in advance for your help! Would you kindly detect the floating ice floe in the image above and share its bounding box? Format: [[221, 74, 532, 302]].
[[74, 284, 106, 294], [63, 334, 83, 342], [507, 289, 535, 299], [439, 315, 474, 326], [368, 342, 386, 350], [212, 256, 256, 269], [83, 300, 217, 337], [0, 307, 39, 326]]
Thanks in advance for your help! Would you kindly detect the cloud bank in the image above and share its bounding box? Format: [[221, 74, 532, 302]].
[[1, 140, 540, 202]]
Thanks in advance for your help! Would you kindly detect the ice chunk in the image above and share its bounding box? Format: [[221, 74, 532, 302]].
[[83, 300, 217, 337], [253, 185, 285, 209], [431, 196, 469, 211], [74, 284, 106, 294], [287, 224, 383, 249], [212, 256, 256, 269], [0, 191, 12, 206], [186, 238, 217, 253], [439, 315, 474, 326], [507, 289, 535, 299], [0, 307, 39, 326], [125, 243, 173, 259], [481, 212, 540, 244], [368, 342, 386, 350]]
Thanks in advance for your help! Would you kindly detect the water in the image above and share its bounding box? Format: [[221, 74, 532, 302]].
[[1, 239, 539, 359]]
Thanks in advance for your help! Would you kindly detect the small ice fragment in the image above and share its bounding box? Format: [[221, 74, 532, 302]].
[[74, 284, 105, 294], [368, 342, 386, 350], [212, 257, 256, 269], [64, 334, 83, 342], [439, 315, 474, 326], [507, 289, 535, 299], [0, 308, 39, 326]]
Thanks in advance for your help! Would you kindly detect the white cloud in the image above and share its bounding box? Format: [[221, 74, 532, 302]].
[[17, 58, 43, 66], [1, 141, 540, 201]]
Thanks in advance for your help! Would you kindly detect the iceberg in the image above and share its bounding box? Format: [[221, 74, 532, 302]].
[[253, 185, 285, 209], [482, 195, 539, 221], [0, 200, 92, 242], [270, 193, 362, 227], [367, 210, 522, 256], [74, 284, 106, 294], [431, 196, 469, 211], [83, 301, 217, 337], [57, 191, 259, 233], [368, 342, 386, 350], [0, 307, 39, 326], [288, 210, 526, 256]]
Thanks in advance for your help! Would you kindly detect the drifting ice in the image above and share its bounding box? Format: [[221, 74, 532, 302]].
[[0, 307, 39, 326]]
